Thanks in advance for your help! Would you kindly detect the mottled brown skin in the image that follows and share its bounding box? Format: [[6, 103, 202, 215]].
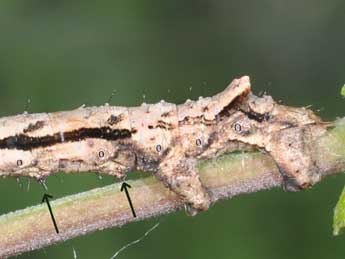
[[129, 77, 328, 214], [0, 76, 328, 215]]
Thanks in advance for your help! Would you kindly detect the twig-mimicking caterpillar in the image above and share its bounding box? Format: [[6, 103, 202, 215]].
[[0, 76, 328, 215]]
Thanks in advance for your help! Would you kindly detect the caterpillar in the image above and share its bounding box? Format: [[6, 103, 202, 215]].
[[0, 76, 328, 215]]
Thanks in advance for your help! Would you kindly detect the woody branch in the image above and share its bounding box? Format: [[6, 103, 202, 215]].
[[0, 118, 344, 259]]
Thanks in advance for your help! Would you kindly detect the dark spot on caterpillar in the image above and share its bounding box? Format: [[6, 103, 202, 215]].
[[16, 159, 23, 167], [233, 123, 242, 133], [23, 121, 45, 133], [202, 106, 209, 112], [98, 150, 105, 158], [196, 139, 202, 146], [156, 144, 162, 152], [147, 121, 175, 130], [131, 128, 138, 134], [107, 114, 124, 125], [0, 127, 132, 151], [246, 111, 265, 122], [161, 111, 172, 117], [240, 109, 269, 123], [107, 115, 118, 125], [157, 120, 174, 130]]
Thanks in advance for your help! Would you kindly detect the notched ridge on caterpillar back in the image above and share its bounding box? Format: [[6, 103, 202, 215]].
[[177, 76, 251, 122]]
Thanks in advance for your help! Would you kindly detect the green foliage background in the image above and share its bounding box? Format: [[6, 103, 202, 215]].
[[0, 1, 345, 258]]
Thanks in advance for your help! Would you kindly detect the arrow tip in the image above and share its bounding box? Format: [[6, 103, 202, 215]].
[[42, 193, 53, 203], [120, 182, 131, 191]]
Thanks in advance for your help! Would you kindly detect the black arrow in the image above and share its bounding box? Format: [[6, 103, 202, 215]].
[[41, 194, 59, 234], [120, 182, 136, 218]]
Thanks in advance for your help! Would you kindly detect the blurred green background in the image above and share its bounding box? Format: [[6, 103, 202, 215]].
[[0, 1, 345, 258]]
